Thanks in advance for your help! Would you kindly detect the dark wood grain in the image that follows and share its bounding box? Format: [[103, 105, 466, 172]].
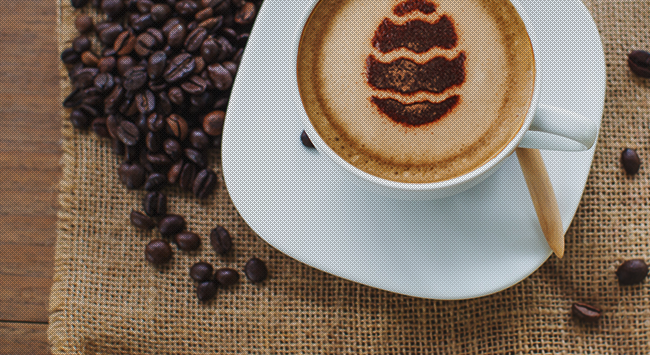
[[0, 0, 60, 352]]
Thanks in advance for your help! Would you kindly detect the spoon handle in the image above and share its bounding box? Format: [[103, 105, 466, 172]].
[[515, 147, 565, 258]]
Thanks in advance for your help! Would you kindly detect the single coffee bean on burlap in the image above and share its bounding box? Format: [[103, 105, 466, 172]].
[[75, 14, 94, 33], [189, 262, 213, 282], [300, 130, 315, 148], [174, 231, 201, 251], [209, 225, 232, 255], [193, 169, 217, 199], [215, 268, 239, 286], [145, 239, 173, 264], [621, 148, 641, 175], [196, 280, 218, 302], [616, 259, 648, 285], [628, 50, 650, 78], [144, 173, 167, 191], [143, 191, 167, 217], [245, 257, 267, 283], [572, 302, 602, 322], [158, 214, 186, 237], [130, 210, 155, 230], [118, 162, 146, 189]]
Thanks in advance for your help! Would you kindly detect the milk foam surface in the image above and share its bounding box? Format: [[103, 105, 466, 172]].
[[297, 0, 535, 183]]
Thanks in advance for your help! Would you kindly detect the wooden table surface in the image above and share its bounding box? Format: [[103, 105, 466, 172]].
[[0, 0, 60, 353]]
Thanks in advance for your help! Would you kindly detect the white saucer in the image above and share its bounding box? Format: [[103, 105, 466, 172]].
[[221, 0, 605, 299]]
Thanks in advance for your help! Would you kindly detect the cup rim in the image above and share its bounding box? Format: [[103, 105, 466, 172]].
[[295, 0, 539, 192]]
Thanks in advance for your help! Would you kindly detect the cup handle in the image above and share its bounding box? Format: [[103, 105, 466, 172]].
[[517, 104, 599, 151]]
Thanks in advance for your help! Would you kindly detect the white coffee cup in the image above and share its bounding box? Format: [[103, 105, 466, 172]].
[[296, 0, 599, 200]]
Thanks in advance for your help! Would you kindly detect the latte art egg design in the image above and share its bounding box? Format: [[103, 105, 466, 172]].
[[366, 0, 466, 127]]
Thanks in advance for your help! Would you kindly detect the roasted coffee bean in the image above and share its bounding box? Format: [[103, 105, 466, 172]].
[[301, 130, 315, 148], [130, 210, 155, 230], [175, 231, 201, 251], [195, 7, 213, 22], [616, 259, 648, 285], [75, 14, 94, 33], [207, 63, 233, 91], [189, 91, 214, 111], [164, 53, 195, 83], [166, 114, 189, 140], [181, 75, 208, 95], [102, 0, 126, 18], [136, 90, 156, 114], [136, 113, 148, 131], [231, 47, 244, 64], [145, 239, 173, 265], [176, 0, 199, 16], [245, 257, 267, 283], [215, 268, 239, 286], [151, 4, 172, 23], [215, 36, 234, 62], [159, 214, 186, 237], [143, 191, 167, 217], [145, 113, 164, 133], [163, 138, 183, 161], [73, 36, 92, 53], [209, 225, 232, 255], [111, 138, 125, 155], [196, 280, 218, 302], [621, 148, 641, 175], [146, 131, 163, 152], [91, 117, 111, 137], [123, 66, 148, 91], [98, 56, 117, 73], [98, 23, 123, 45], [144, 172, 167, 191], [168, 87, 184, 106], [116, 120, 140, 146], [118, 162, 146, 189], [200, 36, 220, 63], [232, 0, 247, 7], [198, 16, 223, 31], [189, 129, 211, 150], [202, 110, 225, 136], [236, 32, 250, 47], [78, 103, 100, 118], [156, 92, 173, 116], [104, 85, 125, 113], [116, 56, 136, 76], [134, 32, 157, 57], [184, 148, 207, 167], [179, 162, 197, 190], [114, 30, 136, 56], [212, 0, 230, 14], [222, 61, 238, 77], [166, 22, 187, 48], [94, 73, 115, 93], [131, 13, 155, 33], [72, 67, 99, 88], [193, 169, 216, 198], [136, 0, 153, 13], [62, 88, 84, 107], [185, 27, 208, 52], [94, 21, 113, 34], [189, 262, 213, 282], [81, 51, 99, 67], [146, 153, 172, 170], [148, 79, 167, 92], [234, 2, 256, 25], [71, 0, 90, 9], [147, 51, 167, 80], [572, 302, 602, 322], [106, 114, 122, 138], [628, 50, 650, 78], [167, 159, 183, 184], [220, 27, 238, 44], [69, 109, 92, 129], [61, 48, 80, 65]]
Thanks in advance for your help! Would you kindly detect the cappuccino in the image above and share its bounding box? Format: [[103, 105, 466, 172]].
[[297, 0, 535, 183]]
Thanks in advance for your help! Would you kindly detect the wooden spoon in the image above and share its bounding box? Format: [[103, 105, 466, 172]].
[[515, 147, 565, 258]]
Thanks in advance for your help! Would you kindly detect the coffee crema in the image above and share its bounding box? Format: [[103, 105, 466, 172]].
[[297, 0, 535, 183]]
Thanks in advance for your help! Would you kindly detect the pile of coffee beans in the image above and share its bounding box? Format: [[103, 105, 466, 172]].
[[61, 0, 267, 302]]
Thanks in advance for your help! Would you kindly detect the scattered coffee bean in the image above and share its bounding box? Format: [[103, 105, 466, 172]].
[[101, 0, 125, 18], [116, 120, 140, 146], [202, 111, 225, 136], [144, 173, 167, 191], [196, 280, 218, 302], [61, 48, 81, 65], [145, 239, 173, 265], [166, 114, 189, 140], [164, 53, 195, 83], [179, 162, 198, 190], [184, 148, 207, 168], [193, 169, 217, 199], [301, 130, 315, 148], [143, 191, 167, 217], [621, 148, 641, 175], [158, 214, 186, 237], [245, 257, 268, 283], [130, 210, 155, 230], [75, 14, 94, 33], [174, 231, 201, 251], [209, 225, 232, 255], [628, 50, 650, 78], [189, 129, 211, 150], [616, 259, 648, 285], [572, 302, 602, 322], [73, 36, 92, 53], [189, 262, 213, 282], [234, 2, 256, 25], [215, 268, 239, 286], [118, 162, 146, 189]]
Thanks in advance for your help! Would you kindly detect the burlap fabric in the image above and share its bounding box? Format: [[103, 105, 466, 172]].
[[49, 0, 650, 353]]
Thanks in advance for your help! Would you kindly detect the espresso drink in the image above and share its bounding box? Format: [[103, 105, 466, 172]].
[[297, 0, 535, 183]]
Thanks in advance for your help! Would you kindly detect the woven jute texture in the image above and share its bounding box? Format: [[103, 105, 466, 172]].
[[49, 0, 650, 353]]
